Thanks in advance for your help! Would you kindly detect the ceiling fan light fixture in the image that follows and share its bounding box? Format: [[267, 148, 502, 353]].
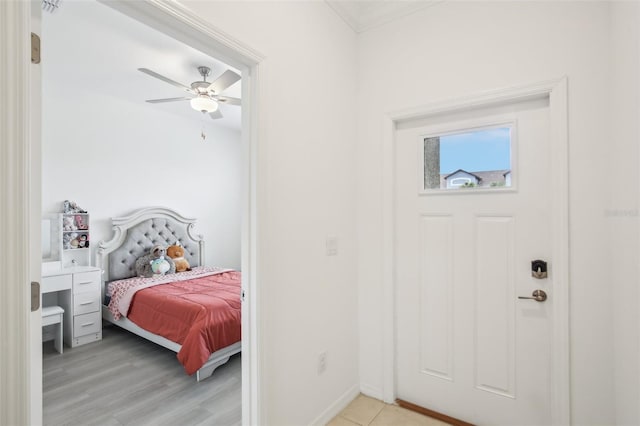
[[190, 95, 218, 113]]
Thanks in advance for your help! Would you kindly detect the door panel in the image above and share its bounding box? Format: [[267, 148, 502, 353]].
[[418, 215, 453, 381], [395, 101, 552, 425], [475, 216, 515, 398]]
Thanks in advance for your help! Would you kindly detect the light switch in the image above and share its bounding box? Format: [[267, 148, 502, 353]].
[[326, 235, 338, 256]]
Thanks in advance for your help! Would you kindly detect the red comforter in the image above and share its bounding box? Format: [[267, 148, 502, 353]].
[[126, 271, 241, 375]]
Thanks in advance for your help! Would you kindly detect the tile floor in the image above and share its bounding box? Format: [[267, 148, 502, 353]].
[[328, 395, 451, 426]]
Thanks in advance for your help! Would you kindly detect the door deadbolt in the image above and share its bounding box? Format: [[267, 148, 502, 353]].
[[531, 259, 548, 279]]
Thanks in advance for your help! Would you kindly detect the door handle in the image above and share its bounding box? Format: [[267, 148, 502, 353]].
[[518, 289, 547, 302]]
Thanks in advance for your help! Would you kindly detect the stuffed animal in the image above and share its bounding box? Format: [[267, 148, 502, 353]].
[[63, 216, 76, 232], [135, 245, 176, 278], [78, 234, 87, 248], [69, 232, 79, 249], [63, 200, 87, 214], [63, 234, 71, 250], [150, 256, 171, 275], [166, 244, 190, 272], [75, 215, 88, 230]]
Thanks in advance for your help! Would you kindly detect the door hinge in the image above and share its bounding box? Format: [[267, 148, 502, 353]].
[[241, 289, 246, 302], [31, 281, 40, 312], [31, 33, 41, 64]]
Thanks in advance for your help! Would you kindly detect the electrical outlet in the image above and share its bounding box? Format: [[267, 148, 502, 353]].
[[318, 351, 327, 375]]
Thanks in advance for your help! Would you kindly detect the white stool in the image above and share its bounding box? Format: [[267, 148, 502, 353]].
[[42, 306, 64, 354]]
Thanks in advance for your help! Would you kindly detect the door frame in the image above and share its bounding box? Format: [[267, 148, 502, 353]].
[[0, 2, 36, 425], [1, 0, 266, 424], [380, 77, 570, 425], [97, 2, 265, 423]]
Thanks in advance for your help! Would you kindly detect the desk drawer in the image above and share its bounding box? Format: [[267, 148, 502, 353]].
[[73, 271, 100, 294], [74, 292, 100, 315], [74, 311, 101, 337], [42, 275, 72, 293]]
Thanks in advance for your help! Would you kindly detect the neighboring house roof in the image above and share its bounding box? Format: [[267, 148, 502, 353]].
[[474, 170, 511, 184], [443, 169, 483, 181], [440, 169, 511, 188]]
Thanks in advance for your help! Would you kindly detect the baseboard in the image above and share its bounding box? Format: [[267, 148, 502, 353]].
[[396, 399, 475, 426], [309, 384, 360, 426], [359, 383, 383, 401]]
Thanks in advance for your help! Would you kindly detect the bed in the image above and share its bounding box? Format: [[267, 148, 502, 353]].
[[96, 206, 241, 381]]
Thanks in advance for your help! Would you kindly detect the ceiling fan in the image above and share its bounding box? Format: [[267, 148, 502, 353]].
[[138, 66, 241, 120]]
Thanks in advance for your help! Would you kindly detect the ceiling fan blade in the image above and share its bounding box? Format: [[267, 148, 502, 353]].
[[209, 110, 224, 120], [207, 70, 241, 94], [138, 68, 194, 93], [216, 96, 241, 106], [145, 97, 192, 104]]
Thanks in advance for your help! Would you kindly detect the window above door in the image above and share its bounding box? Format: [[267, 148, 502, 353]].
[[420, 124, 515, 194]]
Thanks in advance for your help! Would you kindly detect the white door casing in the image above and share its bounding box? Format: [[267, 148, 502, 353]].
[[84, 2, 266, 422], [30, 1, 43, 424], [0, 1, 40, 425], [1, 0, 265, 423], [395, 102, 552, 424], [77, 1, 266, 423], [380, 78, 570, 425]]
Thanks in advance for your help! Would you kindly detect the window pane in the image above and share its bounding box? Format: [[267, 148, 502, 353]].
[[423, 127, 512, 191]]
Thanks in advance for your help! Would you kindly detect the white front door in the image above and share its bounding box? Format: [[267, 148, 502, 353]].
[[395, 98, 555, 425]]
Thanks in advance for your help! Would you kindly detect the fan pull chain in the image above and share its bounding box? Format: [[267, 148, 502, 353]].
[[200, 112, 207, 142]]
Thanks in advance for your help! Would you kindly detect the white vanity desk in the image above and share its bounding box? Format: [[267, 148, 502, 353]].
[[42, 265, 102, 348]]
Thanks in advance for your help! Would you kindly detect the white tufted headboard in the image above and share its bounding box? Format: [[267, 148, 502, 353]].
[[96, 207, 204, 289]]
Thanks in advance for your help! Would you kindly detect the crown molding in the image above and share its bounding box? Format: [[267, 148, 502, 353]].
[[325, 0, 441, 33]]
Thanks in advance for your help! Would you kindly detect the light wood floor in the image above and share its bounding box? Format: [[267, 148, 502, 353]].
[[43, 325, 241, 426]]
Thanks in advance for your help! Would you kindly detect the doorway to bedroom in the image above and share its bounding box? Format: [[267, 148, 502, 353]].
[[38, 1, 255, 424]]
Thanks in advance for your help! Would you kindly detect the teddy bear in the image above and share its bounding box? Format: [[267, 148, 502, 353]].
[[69, 232, 79, 249], [63, 200, 87, 214], [166, 244, 190, 272], [135, 245, 176, 278], [63, 216, 76, 232]]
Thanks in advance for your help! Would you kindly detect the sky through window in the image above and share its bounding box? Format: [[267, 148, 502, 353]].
[[439, 127, 511, 174]]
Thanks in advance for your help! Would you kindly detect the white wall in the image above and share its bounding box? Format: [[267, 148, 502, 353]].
[[42, 2, 242, 270], [40, 2, 639, 424], [609, 2, 639, 425], [178, 2, 360, 424], [356, 2, 619, 424]]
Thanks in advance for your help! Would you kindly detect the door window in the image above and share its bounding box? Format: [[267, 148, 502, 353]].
[[422, 125, 513, 192]]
